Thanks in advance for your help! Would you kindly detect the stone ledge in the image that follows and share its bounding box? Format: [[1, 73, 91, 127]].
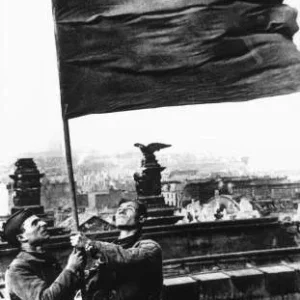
[[192, 272, 232, 299], [285, 262, 300, 293], [164, 276, 196, 286], [260, 265, 296, 296], [163, 264, 300, 300], [224, 268, 264, 298], [163, 276, 198, 300]]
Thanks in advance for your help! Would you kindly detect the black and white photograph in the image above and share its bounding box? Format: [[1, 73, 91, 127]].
[[1, 0, 300, 299]]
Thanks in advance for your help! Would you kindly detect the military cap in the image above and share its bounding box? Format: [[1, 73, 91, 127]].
[[2, 209, 34, 246]]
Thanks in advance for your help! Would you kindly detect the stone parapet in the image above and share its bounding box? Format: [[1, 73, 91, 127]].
[[260, 265, 296, 296], [0, 218, 299, 273], [164, 276, 198, 300], [192, 272, 232, 299], [224, 268, 264, 298], [163, 264, 300, 300]]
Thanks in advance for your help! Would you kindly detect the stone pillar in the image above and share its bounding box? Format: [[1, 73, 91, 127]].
[[133, 143, 183, 225], [9, 158, 45, 214]]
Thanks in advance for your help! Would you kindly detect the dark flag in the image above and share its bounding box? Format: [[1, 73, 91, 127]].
[[52, 0, 300, 119]]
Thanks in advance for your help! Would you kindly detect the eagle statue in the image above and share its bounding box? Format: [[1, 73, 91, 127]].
[[134, 143, 171, 167]]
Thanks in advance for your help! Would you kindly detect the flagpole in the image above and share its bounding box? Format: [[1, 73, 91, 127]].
[[62, 108, 80, 231], [62, 108, 87, 300]]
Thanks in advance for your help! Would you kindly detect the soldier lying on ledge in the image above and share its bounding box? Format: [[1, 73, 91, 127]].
[[71, 199, 163, 300], [2, 209, 85, 300]]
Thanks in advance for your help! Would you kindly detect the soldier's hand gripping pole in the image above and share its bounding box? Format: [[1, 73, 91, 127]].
[[72, 232, 87, 300]]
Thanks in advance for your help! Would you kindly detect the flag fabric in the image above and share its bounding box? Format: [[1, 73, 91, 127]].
[[52, 0, 300, 119]]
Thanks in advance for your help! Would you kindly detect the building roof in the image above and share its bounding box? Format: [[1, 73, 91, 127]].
[[58, 212, 115, 229]]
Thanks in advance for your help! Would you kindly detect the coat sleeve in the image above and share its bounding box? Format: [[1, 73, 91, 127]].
[[5, 263, 80, 300], [89, 239, 162, 267]]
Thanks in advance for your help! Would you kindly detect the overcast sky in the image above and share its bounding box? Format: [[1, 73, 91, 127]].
[[1, 0, 300, 173]]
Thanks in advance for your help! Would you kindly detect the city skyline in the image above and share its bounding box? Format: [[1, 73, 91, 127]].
[[1, 0, 300, 173]]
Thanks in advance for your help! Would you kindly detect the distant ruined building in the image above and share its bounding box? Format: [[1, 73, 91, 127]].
[[162, 176, 300, 209]]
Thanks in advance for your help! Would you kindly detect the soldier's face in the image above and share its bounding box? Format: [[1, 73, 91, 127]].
[[19, 215, 50, 245], [115, 202, 138, 228]]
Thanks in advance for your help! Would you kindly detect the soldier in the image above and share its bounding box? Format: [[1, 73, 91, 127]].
[[2, 209, 85, 300], [71, 199, 163, 300]]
